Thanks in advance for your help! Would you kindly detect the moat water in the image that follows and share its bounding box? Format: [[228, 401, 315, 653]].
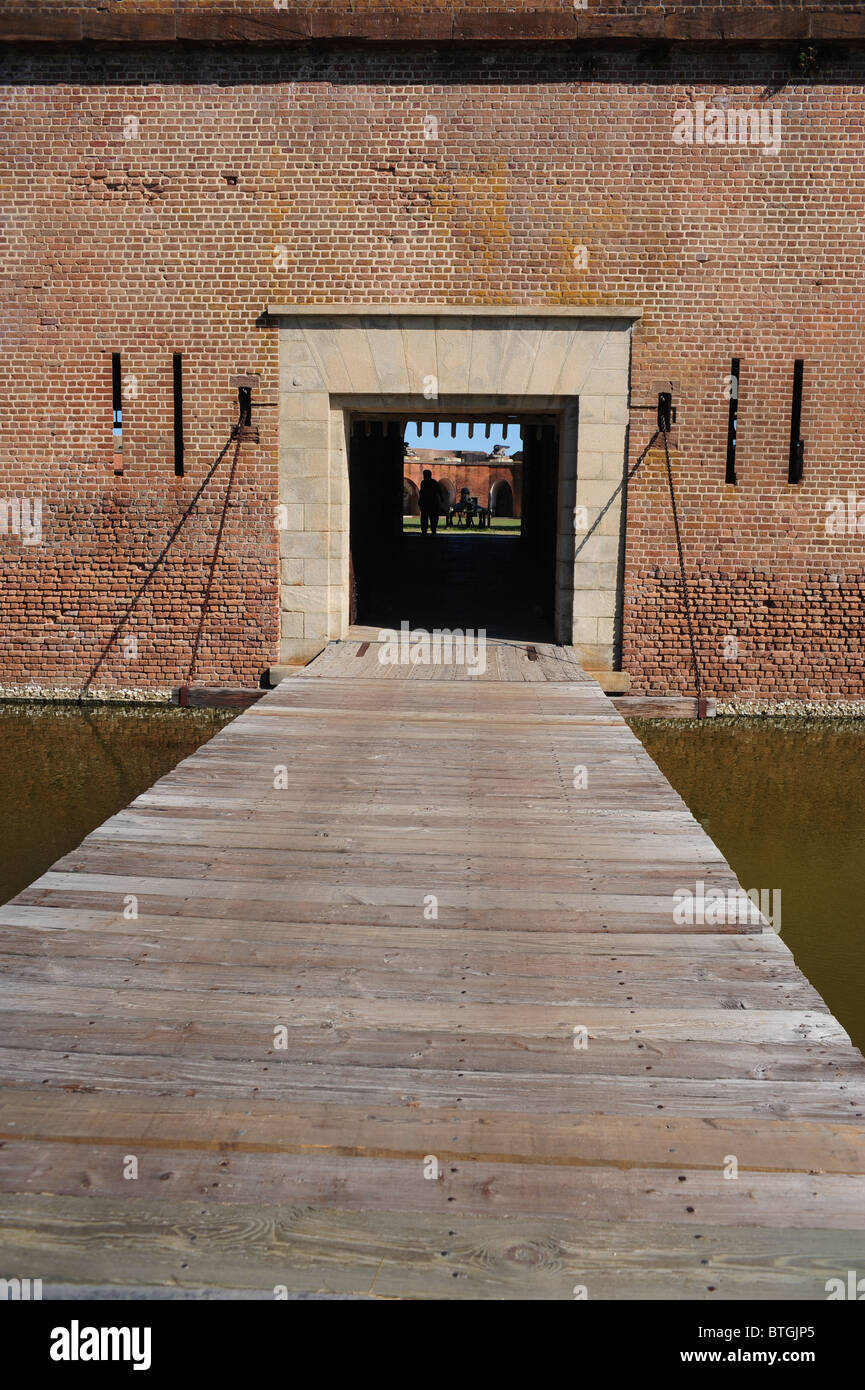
[[631, 717, 865, 1056], [1, 704, 862, 1055], [0, 704, 232, 907]]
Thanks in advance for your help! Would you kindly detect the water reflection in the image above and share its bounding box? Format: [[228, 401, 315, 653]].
[[0, 704, 233, 907], [630, 717, 865, 1055]]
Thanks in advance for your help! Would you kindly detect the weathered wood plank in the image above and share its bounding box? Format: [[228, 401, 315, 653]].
[[3, 1144, 865, 1231], [1, 1014, 856, 1082], [0, 946, 826, 1011], [3, 1196, 864, 1300], [4, 1092, 865, 1172]]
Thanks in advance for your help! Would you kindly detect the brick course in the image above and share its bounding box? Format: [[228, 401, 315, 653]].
[[2, 25, 864, 697]]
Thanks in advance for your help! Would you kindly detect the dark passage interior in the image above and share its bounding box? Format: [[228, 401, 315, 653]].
[[348, 414, 560, 641]]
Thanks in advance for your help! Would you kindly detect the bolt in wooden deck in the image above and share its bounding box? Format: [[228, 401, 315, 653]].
[[1, 639, 864, 1299]]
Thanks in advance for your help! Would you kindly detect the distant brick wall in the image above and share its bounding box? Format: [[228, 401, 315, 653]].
[[2, 36, 865, 696], [405, 455, 521, 516]]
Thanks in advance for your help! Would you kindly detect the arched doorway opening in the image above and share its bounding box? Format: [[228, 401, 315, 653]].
[[403, 477, 420, 516], [489, 480, 514, 518], [437, 477, 456, 512]]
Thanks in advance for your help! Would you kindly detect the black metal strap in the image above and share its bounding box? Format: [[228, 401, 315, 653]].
[[659, 420, 703, 705]]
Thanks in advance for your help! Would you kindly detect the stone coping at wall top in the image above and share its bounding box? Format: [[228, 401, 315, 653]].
[[4, 6, 865, 46], [267, 304, 642, 318]]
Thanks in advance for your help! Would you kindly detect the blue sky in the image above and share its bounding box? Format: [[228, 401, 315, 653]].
[[404, 421, 522, 452]]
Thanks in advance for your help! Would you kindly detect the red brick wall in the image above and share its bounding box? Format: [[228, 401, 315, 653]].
[[405, 455, 521, 515], [2, 37, 864, 696]]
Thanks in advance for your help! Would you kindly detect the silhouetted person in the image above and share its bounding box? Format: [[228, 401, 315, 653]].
[[418, 469, 440, 536]]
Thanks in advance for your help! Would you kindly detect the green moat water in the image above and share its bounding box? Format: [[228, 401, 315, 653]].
[[631, 717, 865, 1056], [1, 705, 862, 1056], [0, 704, 232, 908]]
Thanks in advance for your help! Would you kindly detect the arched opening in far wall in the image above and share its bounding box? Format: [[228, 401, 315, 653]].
[[437, 477, 456, 510], [490, 479, 514, 517], [402, 476, 419, 516]]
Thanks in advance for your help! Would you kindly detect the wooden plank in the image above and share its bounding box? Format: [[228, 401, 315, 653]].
[[4, 1144, 865, 1231], [3, 1012, 858, 1085], [0, 15, 83, 42], [0, 926, 804, 985], [2, 1050, 860, 1120], [0, 909, 790, 955], [0, 943, 827, 1011], [3, 976, 841, 1040], [4, 1092, 865, 1173], [3, 1195, 865, 1300], [82, 14, 177, 43]]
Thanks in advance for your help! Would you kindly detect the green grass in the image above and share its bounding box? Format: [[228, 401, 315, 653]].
[[402, 516, 521, 535]]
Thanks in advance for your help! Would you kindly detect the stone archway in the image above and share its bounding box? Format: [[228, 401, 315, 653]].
[[403, 476, 419, 516], [437, 477, 456, 510], [270, 305, 639, 671], [490, 479, 514, 518]]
